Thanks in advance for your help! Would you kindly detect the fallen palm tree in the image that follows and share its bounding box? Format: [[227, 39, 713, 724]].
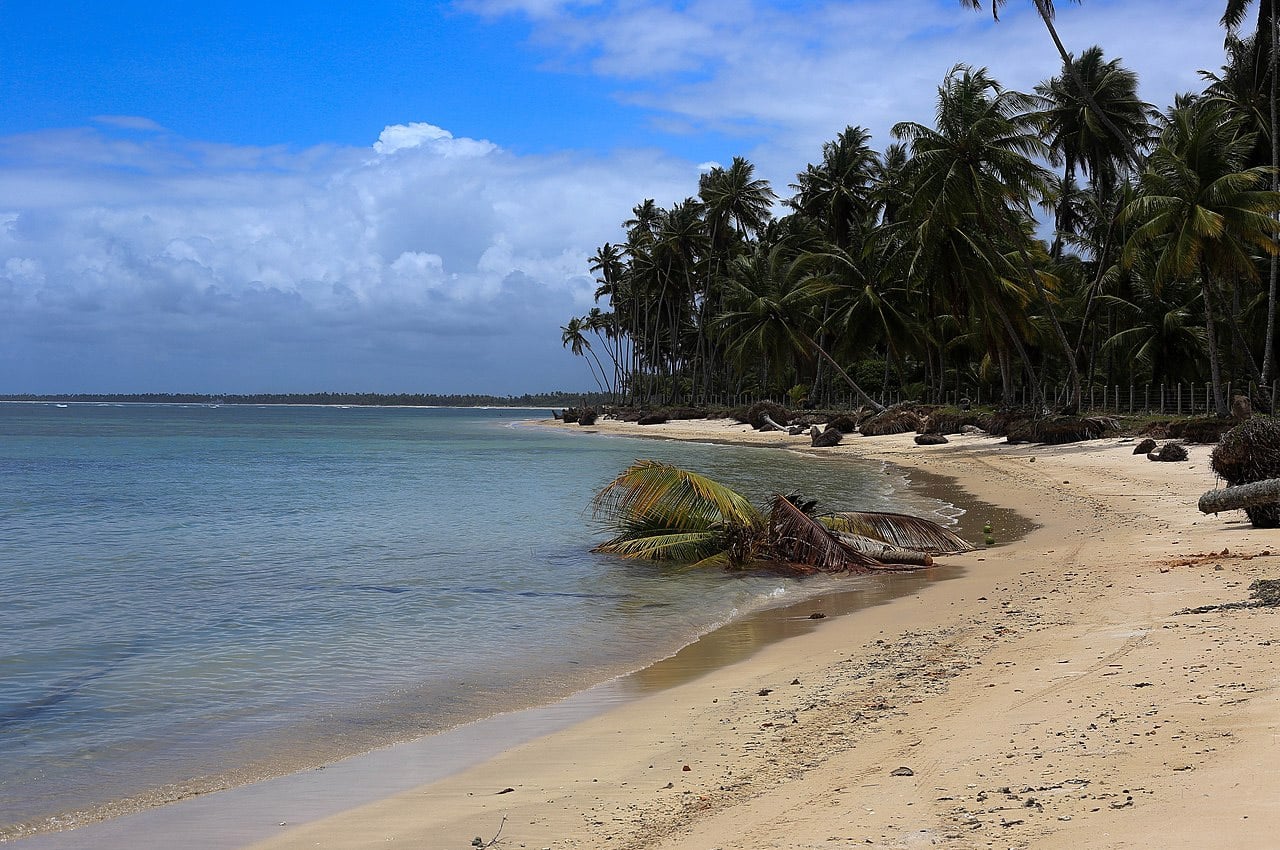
[[1200, 417, 1280, 527], [592, 460, 971, 574]]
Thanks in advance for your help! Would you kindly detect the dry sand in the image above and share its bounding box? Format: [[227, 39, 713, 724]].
[[247, 419, 1280, 850]]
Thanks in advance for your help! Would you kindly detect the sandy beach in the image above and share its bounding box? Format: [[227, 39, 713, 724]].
[[245, 418, 1280, 850]]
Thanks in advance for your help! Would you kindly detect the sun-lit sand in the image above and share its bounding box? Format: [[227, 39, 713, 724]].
[[247, 418, 1280, 849]]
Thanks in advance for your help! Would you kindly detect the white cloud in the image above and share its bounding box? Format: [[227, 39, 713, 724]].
[[0, 123, 692, 393], [91, 115, 167, 132]]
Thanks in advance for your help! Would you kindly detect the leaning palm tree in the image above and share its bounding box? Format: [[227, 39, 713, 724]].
[[592, 460, 971, 574]]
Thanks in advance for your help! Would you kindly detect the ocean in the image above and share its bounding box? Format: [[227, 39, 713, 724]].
[[0, 403, 952, 837]]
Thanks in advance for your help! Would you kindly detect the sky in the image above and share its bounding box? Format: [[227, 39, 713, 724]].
[[0, 0, 1234, 394]]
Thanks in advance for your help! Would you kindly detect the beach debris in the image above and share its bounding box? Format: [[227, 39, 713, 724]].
[[744, 401, 791, 431], [812, 425, 844, 447], [860, 406, 924, 437], [1006, 415, 1119, 445], [1208, 418, 1280, 527], [1133, 437, 1158, 455], [1147, 442, 1188, 462], [496, 787, 515, 794], [890, 766, 915, 777], [472, 817, 507, 848], [682, 764, 692, 771], [591, 460, 972, 575], [826, 414, 859, 434], [1175, 579, 1280, 614], [637, 412, 668, 426], [808, 612, 827, 619], [1199, 477, 1280, 515], [914, 433, 949, 445], [758, 688, 773, 696], [791, 678, 801, 685]]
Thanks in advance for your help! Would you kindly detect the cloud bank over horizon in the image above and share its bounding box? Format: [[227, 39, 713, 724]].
[[0, 0, 1230, 393], [0, 120, 693, 393]]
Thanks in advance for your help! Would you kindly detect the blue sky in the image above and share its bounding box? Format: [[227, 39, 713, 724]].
[[0, 0, 1231, 394]]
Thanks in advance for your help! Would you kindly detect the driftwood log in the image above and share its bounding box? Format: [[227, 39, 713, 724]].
[[760, 414, 788, 432], [1198, 478, 1280, 514]]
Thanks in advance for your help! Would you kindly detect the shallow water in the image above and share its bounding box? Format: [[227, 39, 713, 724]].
[[0, 403, 950, 834]]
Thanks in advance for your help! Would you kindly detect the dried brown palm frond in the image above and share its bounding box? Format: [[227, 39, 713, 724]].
[[767, 495, 877, 573], [823, 511, 972, 554]]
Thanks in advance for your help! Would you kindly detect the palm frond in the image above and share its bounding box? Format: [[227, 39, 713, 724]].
[[593, 460, 764, 533], [593, 530, 727, 563], [767, 495, 877, 573], [822, 511, 973, 554]]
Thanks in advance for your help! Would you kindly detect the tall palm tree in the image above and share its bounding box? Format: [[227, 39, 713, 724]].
[[592, 460, 971, 573], [697, 157, 776, 402], [789, 126, 882, 250], [1034, 46, 1152, 258], [1221, 0, 1280, 388], [894, 65, 1076, 407], [718, 240, 885, 410], [960, 0, 1141, 167], [1122, 101, 1280, 415]]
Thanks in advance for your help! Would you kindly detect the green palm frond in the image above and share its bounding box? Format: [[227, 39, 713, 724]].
[[593, 530, 727, 563], [593, 460, 764, 534], [822, 511, 973, 554]]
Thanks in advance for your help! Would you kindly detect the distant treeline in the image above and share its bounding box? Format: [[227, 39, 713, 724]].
[[0, 391, 614, 408]]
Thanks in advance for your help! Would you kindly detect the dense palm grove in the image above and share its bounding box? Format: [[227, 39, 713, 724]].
[[562, 3, 1280, 418]]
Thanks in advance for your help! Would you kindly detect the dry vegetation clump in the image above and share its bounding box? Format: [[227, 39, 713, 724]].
[[743, 401, 792, 430], [1006, 415, 1119, 445], [1169, 417, 1234, 443], [1211, 416, 1280, 527], [859, 405, 924, 437], [1148, 441, 1189, 462], [826, 414, 860, 434], [924, 408, 987, 435]]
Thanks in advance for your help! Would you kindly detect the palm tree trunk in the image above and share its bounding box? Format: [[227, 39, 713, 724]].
[[797, 330, 885, 412], [995, 212, 1081, 411], [991, 298, 1043, 407], [1202, 261, 1230, 417], [1263, 7, 1280, 390]]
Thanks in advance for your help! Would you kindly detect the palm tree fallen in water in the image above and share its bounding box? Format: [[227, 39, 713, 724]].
[[592, 460, 972, 574]]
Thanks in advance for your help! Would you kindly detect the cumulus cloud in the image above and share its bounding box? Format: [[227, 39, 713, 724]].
[[0, 122, 693, 393]]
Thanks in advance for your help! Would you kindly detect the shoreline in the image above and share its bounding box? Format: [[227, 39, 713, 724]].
[[22, 418, 1280, 848], [3, 416, 1006, 847]]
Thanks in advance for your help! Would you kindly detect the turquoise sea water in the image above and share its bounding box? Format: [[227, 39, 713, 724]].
[[0, 403, 948, 835]]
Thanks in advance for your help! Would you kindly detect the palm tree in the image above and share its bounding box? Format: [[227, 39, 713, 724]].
[[1122, 100, 1280, 415], [1034, 46, 1152, 259], [1220, 0, 1280, 388], [592, 460, 971, 573], [960, 0, 1141, 167], [561, 316, 610, 394], [894, 65, 1076, 407], [789, 126, 882, 250], [718, 239, 886, 410]]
